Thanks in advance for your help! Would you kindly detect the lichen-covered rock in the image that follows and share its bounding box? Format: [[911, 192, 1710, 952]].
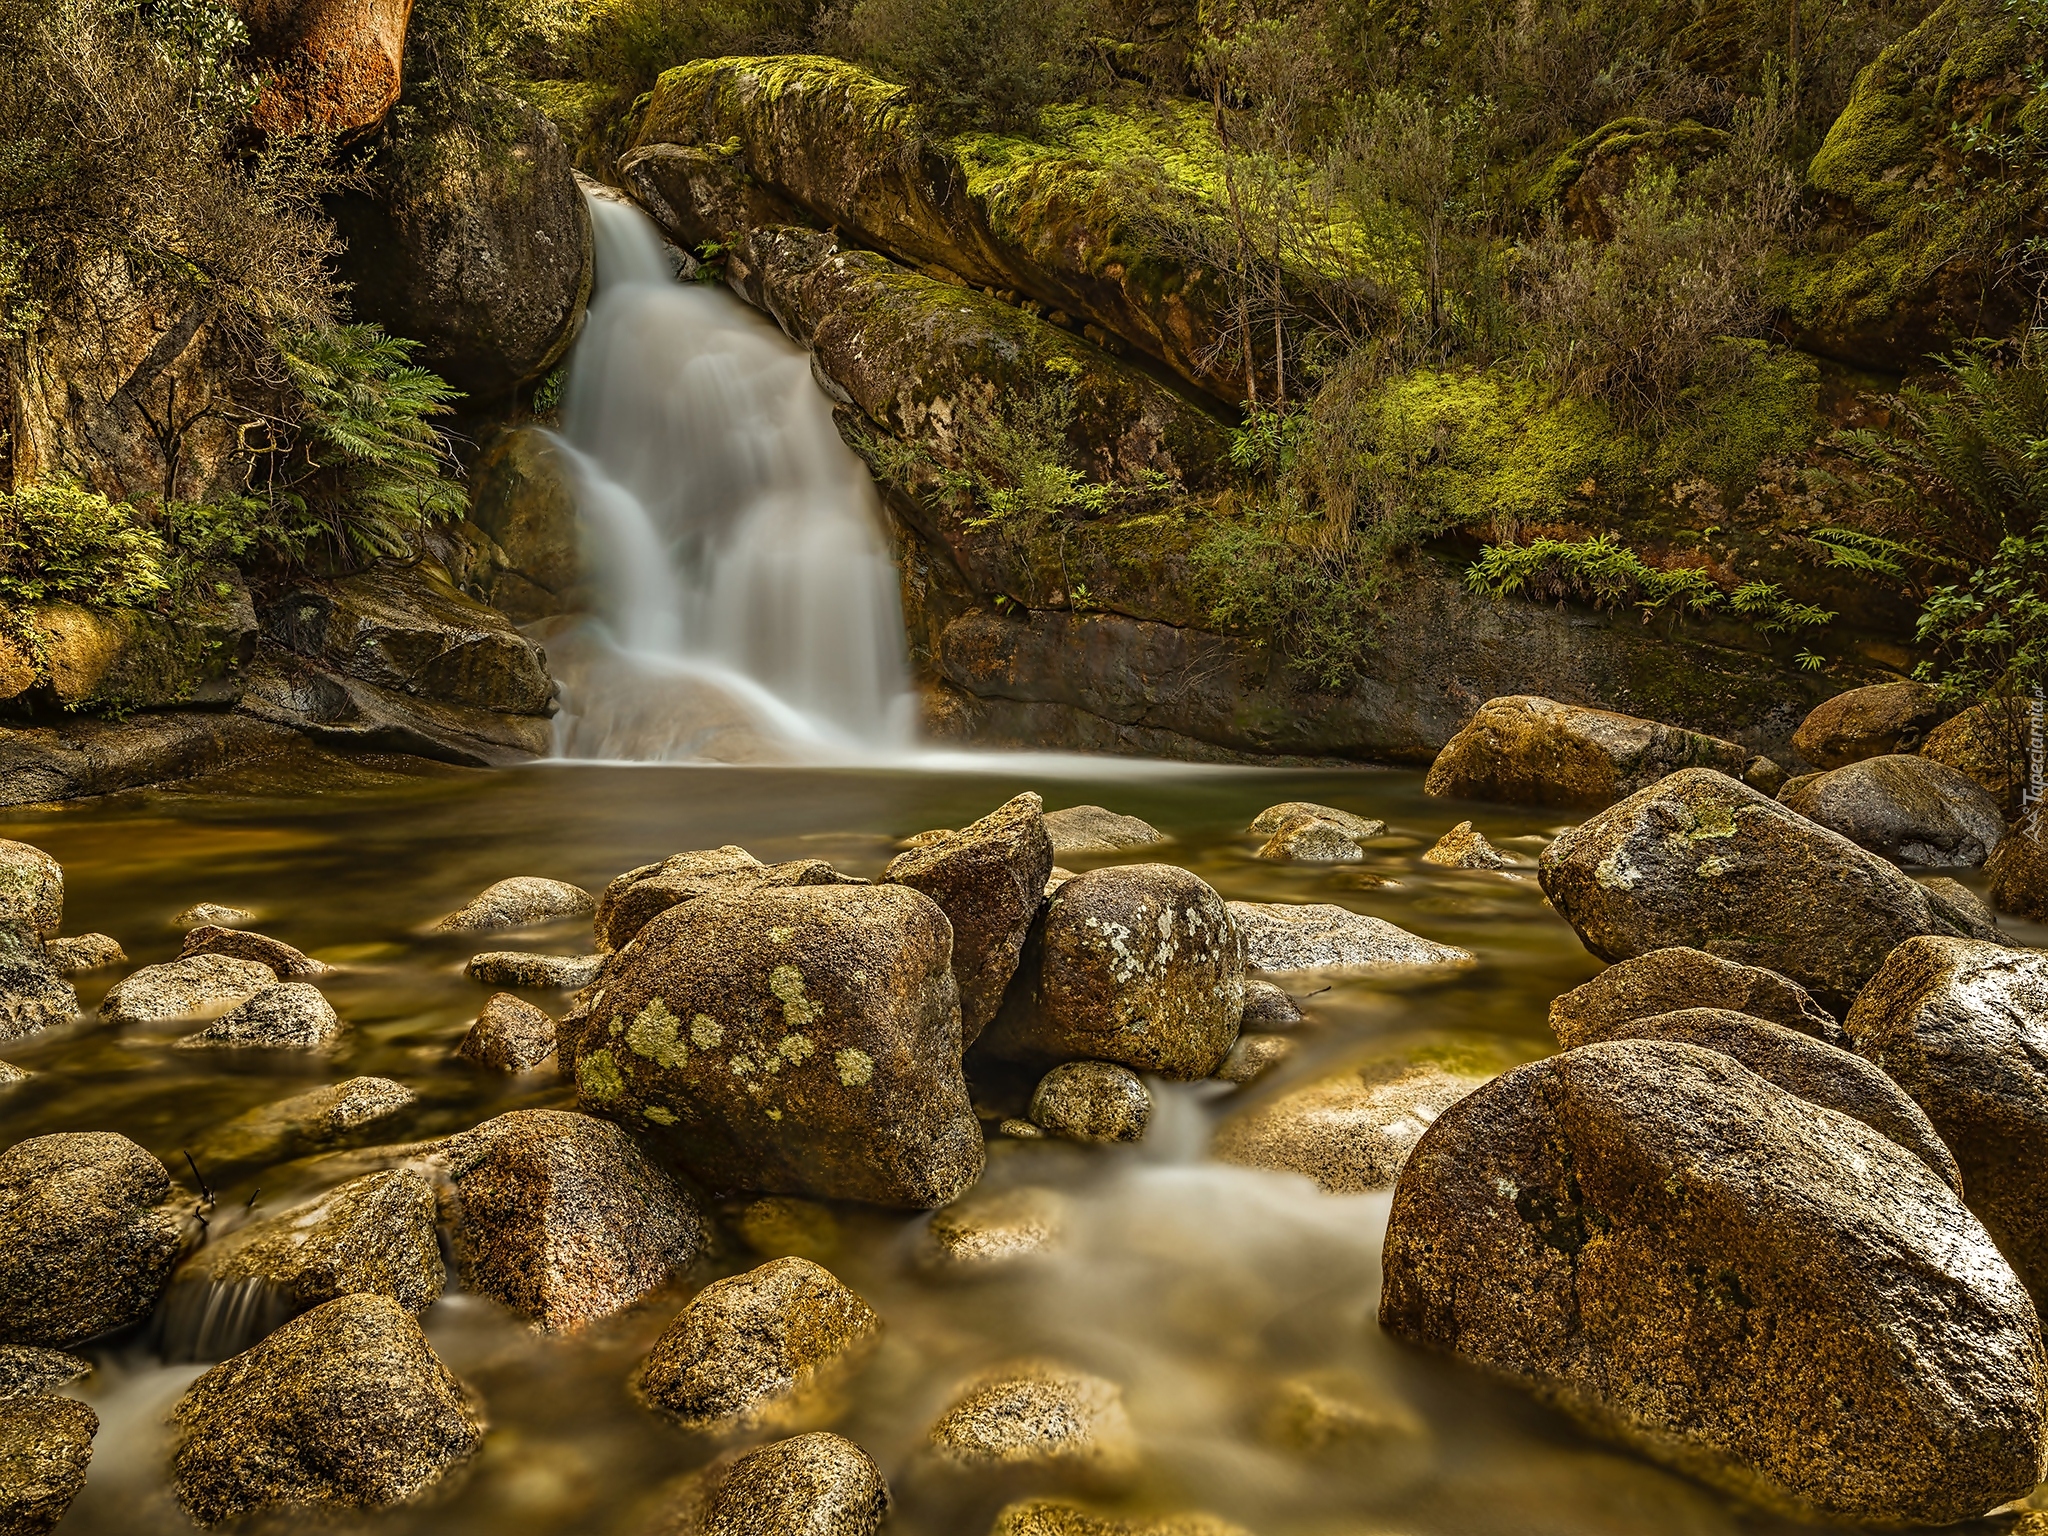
[[0, 844, 61, 939], [1424, 695, 1755, 810], [190, 1077, 417, 1176], [179, 924, 331, 977], [1379, 1039, 2048, 1525], [593, 851, 864, 953], [434, 876, 595, 933], [571, 882, 983, 1209], [649, 1431, 889, 1536], [42, 935, 123, 976], [1778, 753, 2005, 867], [915, 1186, 1068, 1276], [174, 904, 254, 929], [0, 927, 76, 1043], [981, 865, 1242, 1080], [1028, 1062, 1150, 1144], [1537, 768, 1981, 1011], [1212, 1065, 1486, 1192], [1845, 937, 2048, 1306], [884, 792, 1054, 1043], [1040, 807, 1167, 855], [1226, 902, 1474, 974], [1420, 821, 1516, 869], [457, 993, 556, 1071], [991, 1503, 1251, 1536], [176, 1169, 444, 1317], [1214, 1033, 1294, 1085], [464, 951, 602, 989], [178, 982, 342, 1049], [437, 1109, 703, 1331], [169, 1293, 484, 1525], [1558, 1007, 1961, 1190], [1987, 820, 2048, 919], [0, 1394, 96, 1536], [1549, 947, 1845, 1048], [99, 953, 276, 1026], [636, 1257, 880, 1432], [238, 0, 412, 136], [0, 1132, 183, 1346], [1238, 979, 1301, 1029], [1248, 803, 1384, 840], [1793, 681, 1945, 769], [0, 1350, 88, 1403], [1253, 815, 1363, 863], [925, 1362, 1137, 1488]]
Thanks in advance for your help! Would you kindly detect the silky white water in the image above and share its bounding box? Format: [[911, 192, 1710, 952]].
[[544, 194, 916, 762]]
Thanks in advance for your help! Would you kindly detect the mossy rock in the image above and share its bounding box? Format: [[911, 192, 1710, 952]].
[[1530, 117, 1732, 237]]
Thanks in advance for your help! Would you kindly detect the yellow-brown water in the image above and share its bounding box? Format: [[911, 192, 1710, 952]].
[[3, 756, 2032, 1535]]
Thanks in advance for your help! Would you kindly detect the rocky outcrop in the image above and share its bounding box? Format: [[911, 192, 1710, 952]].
[[1420, 821, 1516, 869], [189, 1077, 416, 1177], [0, 846, 60, 940], [924, 1362, 1137, 1489], [0, 1394, 96, 1536], [1212, 1065, 1486, 1192], [0, 928, 76, 1043], [457, 993, 556, 1070], [465, 951, 601, 989], [1040, 807, 1168, 854], [884, 793, 1054, 1043], [1379, 1040, 2048, 1524], [98, 953, 276, 1026], [1778, 754, 2005, 866], [979, 864, 1242, 1079], [1226, 902, 1473, 974], [1548, 947, 1845, 1047], [915, 1186, 1068, 1276], [463, 427, 587, 623], [1537, 768, 1982, 1011], [568, 881, 983, 1209], [1845, 938, 2048, 1306], [169, 1293, 483, 1525], [19, 581, 258, 714], [1792, 680, 1945, 768], [236, 0, 414, 137], [650, 1432, 889, 1536], [636, 1257, 880, 1432], [1424, 695, 1760, 809], [434, 876, 594, 932], [1253, 815, 1364, 862], [1028, 1062, 1151, 1143], [0, 713, 299, 809], [0, 1133, 184, 1346], [177, 981, 342, 1049], [180, 924, 329, 977], [44, 934, 123, 976]]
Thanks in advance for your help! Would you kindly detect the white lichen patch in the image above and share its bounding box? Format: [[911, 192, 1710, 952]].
[[626, 997, 688, 1067], [1594, 850, 1639, 891], [836, 1047, 874, 1087], [769, 964, 824, 1027], [731, 1054, 755, 1074], [643, 1104, 677, 1125], [1696, 854, 1735, 879], [691, 1013, 724, 1048]]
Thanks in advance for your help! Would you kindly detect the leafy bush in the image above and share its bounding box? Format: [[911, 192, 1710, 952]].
[[0, 486, 171, 608], [831, 0, 1090, 133], [1189, 498, 1385, 688]]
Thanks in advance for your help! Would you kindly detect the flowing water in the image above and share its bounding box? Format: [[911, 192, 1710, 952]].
[[6, 757, 2036, 1536]]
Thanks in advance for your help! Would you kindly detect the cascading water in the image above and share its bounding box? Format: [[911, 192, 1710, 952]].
[[541, 192, 917, 763]]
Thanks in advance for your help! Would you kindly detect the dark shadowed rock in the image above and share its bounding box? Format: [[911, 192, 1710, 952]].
[[178, 981, 341, 1049], [1213, 1065, 1486, 1192], [571, 882, 983, 1209], [884, 793, 1053, 1044], [0, 927, 76, 1042], [169, 1293, 483, 1525], [0, 843, 61, 939], [465, 951, 602, 989], [1238, 979, 1301, 1029], [434, 877, 595, 933], [0, 1349, 88, 1402], [1226, 902, 1473, 974], [1846, 937, 2048, 1306], [1778, 754, 2005, 867], [1558, 1007, 1961, 1191], [925, 1361, 1137, 1489], [636, 1257, 880, 1433], [1919, 875, 2000, 937], [1421, 821, 1517, 869], [1537, 768, 1982, 1011], [1548, 947, 1845, 1048], [1424, 695, 1754, 810], [1379, 1040, 2048, 1525], [1214, 1033, 1294, 1085], [0, 1394, 96, 1536], [43, 935, 123, 976], [1253, 815, 1364, 863], [458, 993, 556, 1071], [180, 924, 331, 977], [0, 1132, 183, 1346], [1248, 803, 1384, 840], [915, 1187, 1068, 1277], [1039, 807, 1166, 855], [1792, 680, 1944, 769], [1987, 818, 2048, 920], [649, 1431, 890, 1536], [1028, 1063, 1150, 1144], [438, 1109, 703, 1331], [190, 1077, 416, 1176], [99, 954, 276, 1026], [981, 865, 1242, 1080]]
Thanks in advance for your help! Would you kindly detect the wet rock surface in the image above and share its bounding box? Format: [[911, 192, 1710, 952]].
[[465, 951, 602, 989], [982, 864, 1243, 1080], [637, 1257, 880, 1432], [1214, 1033, 1294, 1085], [42, 935, 123, 976], [0, 1132, 184, 1346], [915, 1186, 1068, 1276], [0, 1350, 88, 1402], [0, 845, 61, 939], [1379, 1039, 2048, 1525], [438, 1109, 703, 1331], [1226, 902, 1474, 973], [98, 954, 276, 1026], [570, 881, 983, 1209], [1791, 680, 1945, 769], [1548, 947, 1845, 1047], [458, 993, 557, 1071], [1213, 1066, 1487, 1192], [173, 904, 254, 929], [169, 1293, 484, 1525], [189, 1077, 417, 1176], [884, 793, 1054, 1043], [1237, 979, 1301, 1029], [1420, 821, 1517, 869], [1248, 803, 1384, 840], [177, 981, 342, 1049], [650, 1431, 889, 1536], [0, 927, 77, 1042], [179, 924, 330, 977], [1777, 753, 2005, 866], [991, 1503, 1250, 1536], [434, 876, 596, 932], [1537, 768, 1980, 1011], [1028, 1062, 1151, 1143], [925, 1361, 1138, 1487], [1253, 815, 1365, 863], [1845, 937, 2048, 1305], [1424, 695, 1753, 810], [0, 1393, 96, 1536], [1040, 806, 1167, 855]]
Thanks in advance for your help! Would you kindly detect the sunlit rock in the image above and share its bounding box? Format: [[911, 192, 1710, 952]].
[[177, 982, 341, 1049], [1028, 1062, 1150, 1144], [457, 993, 556, 1072], [180, 924, 330, 977], [99, 954, 275, 1026], [649, 1431, 889, 1536], [1549, 946, 1844, 1047], [1040, 806, 1167, 855], [1226, 902, 1473, 974], [1425, 695, 1759, 810], [433, 876, 595, 933], [1212, 1065, 1487, 1192]]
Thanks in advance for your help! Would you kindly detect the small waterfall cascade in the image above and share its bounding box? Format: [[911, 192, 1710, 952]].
[[543, 193, 916, 762]]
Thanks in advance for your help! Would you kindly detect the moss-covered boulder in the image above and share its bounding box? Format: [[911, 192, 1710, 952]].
[[1792, 680, 1946, 768], [1425, 695, 1759, 809]]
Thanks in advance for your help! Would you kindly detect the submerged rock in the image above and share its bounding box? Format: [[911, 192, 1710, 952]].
[[0, 1132, 184, 1346], [1536, 768, 1981, 1011], [0, 842, 61, 938], [884, 792, 1054, 1044], [1424, 695, 1754, 810], [464, 951, 602, 989], [1212, 1065, 1487, 1192], [636, 1257, 880, 1432], [735, 1197, 841, 1262], [1420, 821, 1517, 869], [42, 934, 123, 976], [1379, 1040, 2048, 1525], [1260, 1370, 1425, 1455], [1039, 806, 1166, 855], [925, 1362, 1137, 1488], [1214, 1033, 1294, 1085], [98, 954, 276, 1026], [434, 876, 596, 933], [1253, 815, 1364, 863], [1248, 803, 1385, 840], [0, 927, 76, 1042], [1548, 947, 1845, 1048], [0, 1349, 88, 1402], [981, 865, 1242, 1080], [439, 1109, 703, 1331], [1778, 754, 2005, 867], [1792, 680, 1945, 769], [570, 881, 983, 1209], [1028, 1062, 1150, 1144], [0, 1394, 96, 1536], [650, 1431, 889, 1536], [1226, 902, 1474, 974], [169, 1293, 484, 1525], [173, 904, 254, 929], [1238, 979, 1302, 1029], [916, 1186, 1068, 1276], [1846, 938, 2048, 1306], [457, 993, 556, 1071], [179, 924, 330, 977], [177, 982, 342, 1049], [189, 1077, 416, 1176], [0, 1062, 23, 1088]]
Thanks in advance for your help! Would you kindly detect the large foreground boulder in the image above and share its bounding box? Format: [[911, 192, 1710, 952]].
[[0, 1133, 184, 1346], [0, 1394, 96, 1536], [1846, 937, 2048, 1306], [650, 1432, 889, 1536], [1549, 947, 1844, 1047], [1379, 1040, 2048, 1525], [1424, 695, 1758, 809], [1777, 754, 2005, 866], [169, 1293, 484, 1525], [884, 793, 1054, 1045], [0, 844, 61, 939], [569, 882, 983, 1209], [1791, 680, 1944, 769], [1538, 768, 1982, 1011], [979, 865, 1243, 1080]]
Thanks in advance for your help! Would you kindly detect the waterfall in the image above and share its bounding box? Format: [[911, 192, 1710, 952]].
[[541, 193, 917, 763]]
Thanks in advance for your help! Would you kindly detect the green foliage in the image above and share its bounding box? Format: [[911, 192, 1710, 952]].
[[832, 0, 1089, 134], [0, 486, 171, 608], [1914, 530, 2048, 699], [1188, 499, 1385, 688], [1465, 532, 1836, 633]]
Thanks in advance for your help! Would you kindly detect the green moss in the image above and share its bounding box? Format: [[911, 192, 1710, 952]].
[[640, 53, 914, 148], [1527, 116, 1728, 207]]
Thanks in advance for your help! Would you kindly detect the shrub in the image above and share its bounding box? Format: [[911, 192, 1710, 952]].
[[0, 486, 172, 608], [830, 0, 1090, 133]]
